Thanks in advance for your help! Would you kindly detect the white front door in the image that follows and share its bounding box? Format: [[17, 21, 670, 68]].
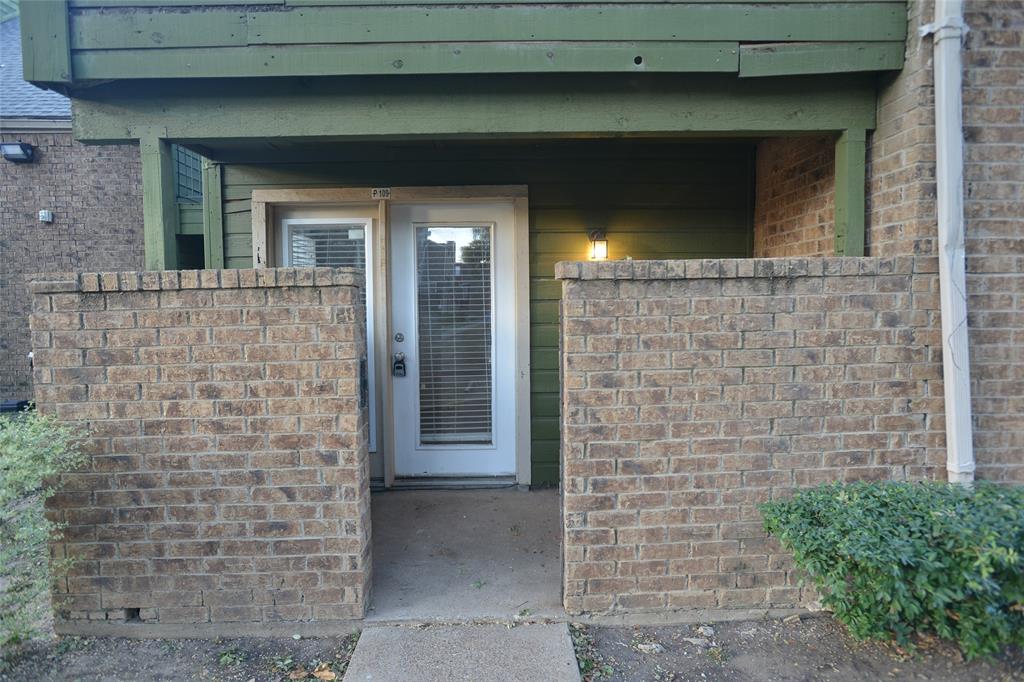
[[390, 202, 517, 477]]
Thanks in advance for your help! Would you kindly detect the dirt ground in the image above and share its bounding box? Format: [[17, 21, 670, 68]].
[[575, 616, 1024, 682], [0, 632, 358, 682], [3, 617, 1022, 681]]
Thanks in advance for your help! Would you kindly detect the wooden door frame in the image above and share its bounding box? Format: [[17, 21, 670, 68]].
[[251, 185, 532, 487]]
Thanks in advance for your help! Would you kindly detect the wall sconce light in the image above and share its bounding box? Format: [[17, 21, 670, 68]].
[[1, 142, 35, 163], [588, 230, 608, 261]]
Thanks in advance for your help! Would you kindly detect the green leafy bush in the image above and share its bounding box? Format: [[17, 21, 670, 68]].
[[761, 481, 1024, 660], [0, 409, 85, 660]]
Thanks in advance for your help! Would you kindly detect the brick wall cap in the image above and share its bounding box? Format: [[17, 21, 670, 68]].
[[27, 268, 364, 294], [554, 257, 918, 281]]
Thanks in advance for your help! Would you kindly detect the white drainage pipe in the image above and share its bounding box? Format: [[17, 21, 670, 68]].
[[921, 0, 975, 483]]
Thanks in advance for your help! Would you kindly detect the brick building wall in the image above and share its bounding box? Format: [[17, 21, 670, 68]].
[[557, 257, 944, 614], [753, 136, 836, 258], [0, 133, 143, 401], [867, 0, 936, 258], [30, 268, 371, 627], [960, 2, 1024, 482], [867, 0, 1024, 482]]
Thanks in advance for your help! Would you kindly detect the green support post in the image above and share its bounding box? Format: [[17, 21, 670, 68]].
[[834, 128, 866, 256], [201, 159, 225, 269], [140, 137, 179, 270]]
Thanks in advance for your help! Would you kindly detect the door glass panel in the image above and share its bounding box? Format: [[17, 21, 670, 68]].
[[284, 221, 376, 451], [416, 225, 493, 446]]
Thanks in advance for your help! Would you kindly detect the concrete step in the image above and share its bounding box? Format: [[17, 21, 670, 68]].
[[343, 622, 581, 682]]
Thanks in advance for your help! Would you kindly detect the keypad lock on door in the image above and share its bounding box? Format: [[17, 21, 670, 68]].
[[392, 352, 407, 377]]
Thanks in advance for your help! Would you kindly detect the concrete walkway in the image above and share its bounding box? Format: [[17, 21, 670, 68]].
[[343, 623, 581, 681], [367, 488, 562, 622]]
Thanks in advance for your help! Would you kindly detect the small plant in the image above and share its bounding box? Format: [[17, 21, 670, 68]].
[[272, 653, 296, 671], [218, 648, 243, 666], [0, 408, 85, 663], [761, 481, 1024, 660], [569, 623, 615, 681]]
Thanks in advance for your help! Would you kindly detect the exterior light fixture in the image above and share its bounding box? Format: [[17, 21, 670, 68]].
[[1, 142, 34, 163], [588, 230, 608, 261]]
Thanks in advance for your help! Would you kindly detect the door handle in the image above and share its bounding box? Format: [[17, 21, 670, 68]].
[[392, 352, 407, 377]]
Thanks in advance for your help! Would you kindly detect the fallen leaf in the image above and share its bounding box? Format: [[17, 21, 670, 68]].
[[288, 668, 308, 680], [312, 664, 337, 681]]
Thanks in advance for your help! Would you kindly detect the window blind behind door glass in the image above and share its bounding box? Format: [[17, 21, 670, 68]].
[[415, 226, 493, 446]]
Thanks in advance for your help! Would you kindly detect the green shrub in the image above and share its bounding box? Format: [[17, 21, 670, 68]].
[[0, 409, 85, 661], [761, 481, 1024, 660]]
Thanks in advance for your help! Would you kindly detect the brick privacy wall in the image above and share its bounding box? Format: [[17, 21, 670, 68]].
[[0, 133, 143, 401], [868, 0, 1024, 482], [556, 257, 945, 614], [753, 136, 835, 258], [29, 268, 371, 625]]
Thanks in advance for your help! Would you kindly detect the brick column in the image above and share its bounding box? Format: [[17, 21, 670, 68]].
[[557, 257, 944, 615], [29, 268, 370, 629]]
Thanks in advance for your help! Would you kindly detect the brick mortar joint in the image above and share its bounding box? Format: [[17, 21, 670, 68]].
[[554, 257, 938, 281], [26, 267, 364, 295]]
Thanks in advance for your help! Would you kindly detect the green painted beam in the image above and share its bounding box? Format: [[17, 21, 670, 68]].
[[69, 0, 901, 5], [202, 160, 225, 269], [140, 138, 179, 270], [739, 41, 904, 77], [70, 74, 878, 144], [69, 3, 903, 50], [834, 129, 866, 256], [72, 42, 739, 79], [19, 0, 71, 83], [285, 0, 903, 4], [71, 0, 281, 5], [245, 4, 906, 45]]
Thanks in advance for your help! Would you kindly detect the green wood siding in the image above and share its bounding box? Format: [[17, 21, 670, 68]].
[[176, 204, 204, 235], [25, 2, 905, 83], [215, 140, 754, 484]]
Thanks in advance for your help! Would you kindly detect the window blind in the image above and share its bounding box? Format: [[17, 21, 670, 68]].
[[415, 226, 494, 445]]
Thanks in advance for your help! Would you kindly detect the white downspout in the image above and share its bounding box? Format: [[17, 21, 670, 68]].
[[921, 0, 975, 483]]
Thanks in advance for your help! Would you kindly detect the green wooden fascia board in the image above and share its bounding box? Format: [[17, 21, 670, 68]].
[[71, 42, 739, 79], [834, 129, 867, 257], [739, 42, 904, 77], [68, 3, 905, 51], [140, 137, 180, 270], [69, 0, 903, 5], [19, 0, 72, 83], [70, 74, 877, 143], [202, 160, 226, 269]]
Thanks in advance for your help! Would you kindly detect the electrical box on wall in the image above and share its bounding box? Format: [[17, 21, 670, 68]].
[[38, 210, 53, 223]]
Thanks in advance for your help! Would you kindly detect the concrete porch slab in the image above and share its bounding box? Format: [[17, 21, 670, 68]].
[[367, 488, 562, 622], [343, 623, 581, 681]]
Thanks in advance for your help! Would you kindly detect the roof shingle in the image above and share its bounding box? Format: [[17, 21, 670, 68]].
[[0, 17, 71, 120]]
